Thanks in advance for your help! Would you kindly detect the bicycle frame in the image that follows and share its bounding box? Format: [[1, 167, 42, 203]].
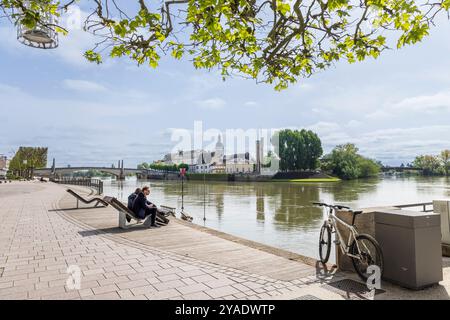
[[325, 208, 366, 261]]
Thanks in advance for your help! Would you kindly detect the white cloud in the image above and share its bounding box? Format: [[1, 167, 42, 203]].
[[0, 27, 22, 52], [63, 79, 107, 93], [244, 101, 259, 107], [348, 125, 450, 163], [311, 107, 333, 117], [346, 120, 363, 128], [365, 110, 391, 120], [0, 83, 22, 95], [301, 121, 450, 164], [298, 83, 314, 91], [54, 30, 96, 66], [0, 81, 162, 166], [392, 91, 450, 113], [307, 121, 341, 135], [0, 22, 97, 68], [196, 98, 226, 110]]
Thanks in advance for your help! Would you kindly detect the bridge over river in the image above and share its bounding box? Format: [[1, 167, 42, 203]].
[[381, 166, 422, 173], [34, 166, 177, 180]]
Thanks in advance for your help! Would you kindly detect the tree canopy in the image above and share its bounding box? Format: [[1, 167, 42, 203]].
[[138, 161, 188, 172], [413, 149, 450, 176], [321, 143, 380, 179], [277, 128, 323, 171], [8, 146, 48, 178], [1, 0, 449, 89]]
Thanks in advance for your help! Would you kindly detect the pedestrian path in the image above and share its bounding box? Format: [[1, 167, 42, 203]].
[[2, 181, 447, 300], [0, 182, 344, 300]]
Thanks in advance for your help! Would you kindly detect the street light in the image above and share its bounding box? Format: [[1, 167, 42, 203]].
[[17, 1, 59, 49], [180, 167, 186, 212]]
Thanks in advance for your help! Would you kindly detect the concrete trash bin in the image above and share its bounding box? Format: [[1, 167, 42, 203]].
[[374, 209, 442, 290], [433, 200, 450, 245]]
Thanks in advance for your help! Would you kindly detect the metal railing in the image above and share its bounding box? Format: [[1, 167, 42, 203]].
[[394, 202, 434, 212], [51, 177, 103, 195]]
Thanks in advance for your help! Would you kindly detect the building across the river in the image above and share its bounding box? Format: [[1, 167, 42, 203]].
[[161, 135, 257, 174]]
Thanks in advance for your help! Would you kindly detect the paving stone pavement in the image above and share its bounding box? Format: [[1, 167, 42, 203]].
[[0, 182, 346, 300]]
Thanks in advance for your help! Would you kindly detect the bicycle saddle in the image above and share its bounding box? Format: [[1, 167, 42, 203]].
[[352, 210, 363, 215]]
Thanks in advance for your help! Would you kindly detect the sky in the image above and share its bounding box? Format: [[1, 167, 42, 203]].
[[1, 4, 450, 167]]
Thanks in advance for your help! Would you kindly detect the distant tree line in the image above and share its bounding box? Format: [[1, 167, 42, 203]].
[[8, 147, 48, 179], [321, 144, 381, 180], [138, 162, 189, 172], [72, 169, 113, 178], [413, 150, 450, 176]]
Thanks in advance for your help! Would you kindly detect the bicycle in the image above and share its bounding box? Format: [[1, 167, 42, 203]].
[[313, 202, 384, 281]]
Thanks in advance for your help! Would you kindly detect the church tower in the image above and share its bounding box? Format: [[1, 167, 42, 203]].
[[215, 134, 224, 157]]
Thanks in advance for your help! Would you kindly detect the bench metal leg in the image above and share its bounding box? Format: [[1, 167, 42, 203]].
[[118, 211, 128, 229], [143, 216, 153, 227]]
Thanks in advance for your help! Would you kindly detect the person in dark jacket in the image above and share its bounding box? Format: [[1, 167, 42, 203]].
[[131, 186, 159, 228], [127, 188, 141, 223], [127, 188, 141, 210]]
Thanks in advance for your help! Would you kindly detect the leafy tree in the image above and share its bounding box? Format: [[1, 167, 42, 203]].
[[137, 162, 150, 170], [178, 163, 189, 171], [1, 0, 449, 89], [358, 157, 381, 178], [321, 143, 380, 180], [278, 129, 322, 171], [440, 149, 450, 176], [262, 151, 275, 168], [9, 146, 48, 178], [411, 150, 450, 176], [413, 154, 445, 176], [72, 169, 112, 178], [142, 162, 189, 172]]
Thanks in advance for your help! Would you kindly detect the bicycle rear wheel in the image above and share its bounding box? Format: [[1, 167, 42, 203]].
[[319, 222, 332, 264], [350, 234, 384, 281]]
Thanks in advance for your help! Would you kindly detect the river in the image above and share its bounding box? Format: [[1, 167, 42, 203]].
[[101, 176, 450, 261]]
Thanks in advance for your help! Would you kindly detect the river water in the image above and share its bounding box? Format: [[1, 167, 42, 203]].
[[101, 176, 450, 260]]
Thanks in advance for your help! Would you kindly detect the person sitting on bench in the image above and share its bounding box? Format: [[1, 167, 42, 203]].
[[128, 188, 141, 210], [127, 188, 141, 223], [131, 186, 160, 228]]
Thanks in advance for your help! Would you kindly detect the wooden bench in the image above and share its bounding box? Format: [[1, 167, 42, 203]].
[[66, 189, 109, 208], [180, 211, 194, 222], [102, 196, 172, 229]]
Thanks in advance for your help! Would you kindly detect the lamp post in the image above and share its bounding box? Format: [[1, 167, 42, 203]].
[[17, 1, 59, 49], [203, 171, 206, 223], [22, 159, 27, 179], [180, 167, 186, 212]]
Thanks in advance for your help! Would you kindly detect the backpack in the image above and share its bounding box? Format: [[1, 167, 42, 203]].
[[127, 193, 138, 210]]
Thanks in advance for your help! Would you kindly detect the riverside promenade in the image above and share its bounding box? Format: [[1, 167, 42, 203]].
[[0, 181, 449, 300]]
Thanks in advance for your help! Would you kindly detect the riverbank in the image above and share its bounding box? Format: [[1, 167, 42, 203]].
[[273, 177, 341, 183], [181, 171, 341, 183]]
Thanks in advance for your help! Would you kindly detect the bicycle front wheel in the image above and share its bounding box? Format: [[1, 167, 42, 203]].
[[319, 222, 332, 264], [350, 234, 384, 281]]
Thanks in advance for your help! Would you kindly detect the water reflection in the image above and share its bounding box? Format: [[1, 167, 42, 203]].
[[323, 178, 380, 203], [272, 183, 322, 228], [101, 176, 450, 259]]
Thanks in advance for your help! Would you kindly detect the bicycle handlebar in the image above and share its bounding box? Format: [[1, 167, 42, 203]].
[[312, 202, 351, 210]]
